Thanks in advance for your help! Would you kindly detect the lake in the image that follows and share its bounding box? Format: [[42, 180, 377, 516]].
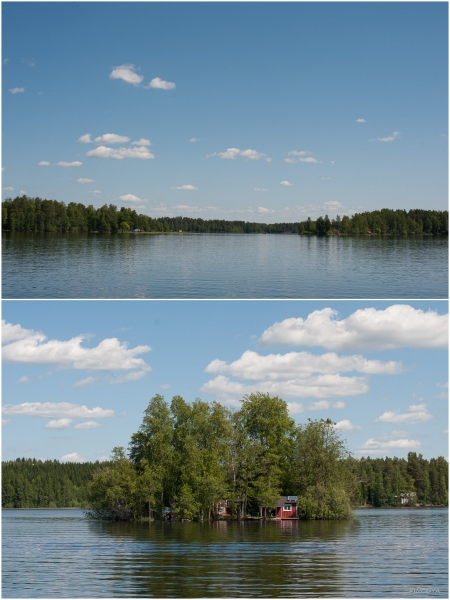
[[2, 233, 448, 299], [2, 508, 447, 597]]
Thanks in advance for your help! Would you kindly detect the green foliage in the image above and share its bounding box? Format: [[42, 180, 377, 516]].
[[2, 458, 107, 508]]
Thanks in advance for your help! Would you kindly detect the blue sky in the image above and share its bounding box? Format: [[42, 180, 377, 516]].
[[2, 300, 447, 462], [2, 2, 448, 222]]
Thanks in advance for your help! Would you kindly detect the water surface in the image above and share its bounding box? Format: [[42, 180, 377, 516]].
[[2, 233, 447, 298], [2, 508, 447, 597]]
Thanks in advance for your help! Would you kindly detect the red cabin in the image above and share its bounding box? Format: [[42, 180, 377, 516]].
[[275, 495, 298, 519]]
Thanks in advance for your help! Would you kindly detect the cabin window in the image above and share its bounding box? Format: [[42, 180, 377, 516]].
[[283, 504, 291, 511]]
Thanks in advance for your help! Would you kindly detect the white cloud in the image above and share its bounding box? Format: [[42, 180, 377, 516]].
[[77, 178, 94, 184], [74, 421, 101, 430], [190, 138, 200, 143], [209, 148, 271, 162], [38, 161, 51, 166], [73, 376, 99, 388], [375, 403, 433, 425], [171, 185, 198, 191], [78, 134, 92, 144], [90, 190, 102, 197], [110, 370, 147, 384], [2, 321, 36, 343], [3, 186, 14, 191], [333, 401, 346, 409], [94, 133, 130, 145], [16, 375, 31, 384], [257, 207, 273, 214], [147, 77, 176, 90], [283, 158, 296, 164], [201, 374, 368, 402], [323, 201, 342, 210], [321, 177, 331, 181], [131, 138, 151, 146], [119, 194, 141, 202], [373, 131, 400, 143], [61, 452, 85, 463], [289, 151, 311, 156], [335, 419, 361, 431], [45, 419, 72, 429], [299, 157, 320, 163], [306, 401, 346, 411], [259, 306, 448, 351], [358, 437, 421, 453], [280, 181, 293, 186], [253, 188, 268, 192], [2, 420, 11, 426], [2, 320, 151, 372], [287, 403, 304, 415], [205, 350, 401, 380], [109, 64, 143, 85], [9, 87, 25, 94], [356, 118, 366, 123], [3, 402, 114, 419], [86, 146, 154, 160], [160, 383, 171, 389], [57, 161, 82, 168]]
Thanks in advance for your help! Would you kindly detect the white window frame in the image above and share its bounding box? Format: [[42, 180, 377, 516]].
[[283, 504, 292, 511]]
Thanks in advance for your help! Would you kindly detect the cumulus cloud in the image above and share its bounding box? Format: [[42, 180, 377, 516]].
[[205, 350, 402, 380], [90, 190, 102, 197], [289, 151, 311, 156], [73, 376, 99, 387], [131, 138, 151, 146], [335, 419, 361, 431], [74, 421, 101, 430], [287, 403, 304, 415], [375, 403, 433, 425], [94, 133, 130, 145], [2, 320, 151, 372], [38, 161, 51, 166], [16, 375, 31, 384], [78, 134, 92, 144], [2, 321, 36, 343], [372, 131, 400, 143], [253, 188, 268, 192], [45, 419, 72, 429], [299, 157, 320, 163], [257, 207, 273, 214], [147, 77, 176, 90], [201, 374, 368, 403], [3, 402, 114, 419], [356, 118, 366, 123], [209, 148, 271, 162], [110, 371, 147, 384], [61, 452, 85, 463], [77, 178, 94, 184], [9, 87, 25, 94], [259, 306, 447, 351], [284, 158, 296, 164], [280, 181, 293, 186], [57, 161, 82, 167], [306, 400, 346, 411], [358, 437, 421, 453], [86, 146, 154, 160], [109, 64, 143, 85], [190, 138, 200, 143], [119, 194, 141, 202], [171, 185, 198, 190]]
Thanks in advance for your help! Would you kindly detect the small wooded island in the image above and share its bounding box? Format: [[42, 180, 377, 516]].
[[2, 196, 448, 236], [5, 394, 445, 521]]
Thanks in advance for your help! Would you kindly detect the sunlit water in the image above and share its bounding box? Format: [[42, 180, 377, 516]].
[[2, 508, 447, 597], [2, 233, 448, 298]]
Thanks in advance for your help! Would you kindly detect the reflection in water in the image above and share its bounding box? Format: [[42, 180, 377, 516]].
[[2, 233, 448, 298], [2, 509, 447, 597]]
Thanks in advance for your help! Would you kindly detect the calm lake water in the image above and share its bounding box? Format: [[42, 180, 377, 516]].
[[2, 233, 448, 298], [2, 508, 447, 597]]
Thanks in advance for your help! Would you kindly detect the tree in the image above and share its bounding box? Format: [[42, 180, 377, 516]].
[[120, 221, 130, 233]]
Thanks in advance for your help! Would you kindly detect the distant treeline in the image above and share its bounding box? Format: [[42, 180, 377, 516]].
[[299, 210, 448, 236], [2, 196, 448, 235], [348, 453, 448, 507], [2, 458, 110, 508]]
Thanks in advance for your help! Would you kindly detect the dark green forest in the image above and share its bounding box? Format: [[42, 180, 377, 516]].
[[4, 395, 446, 518], [2, 196, 448, 235], [2, 459, 109, 508]]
